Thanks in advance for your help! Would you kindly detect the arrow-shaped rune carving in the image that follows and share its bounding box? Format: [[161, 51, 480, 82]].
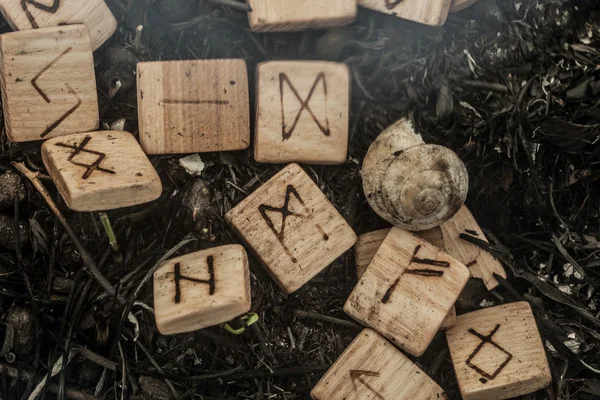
[[350, 370, 385, 400], [31, 47, 83, 138]]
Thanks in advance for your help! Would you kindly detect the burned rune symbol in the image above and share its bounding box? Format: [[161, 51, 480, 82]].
[[160, 99, 229, 106], [384, 0, 404, 10], [350, 370, 384, 400], [466, 324, 513, 383], [258, 185, 328, 264], [173, 256, 216, 303], [279, 72, 330, 141], [21, 0, 60, 29], [55, 136, 115, 180], [31, 47, 82, 138]]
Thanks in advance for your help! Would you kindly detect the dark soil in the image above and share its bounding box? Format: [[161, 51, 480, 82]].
[[1, 0, 600, 399]]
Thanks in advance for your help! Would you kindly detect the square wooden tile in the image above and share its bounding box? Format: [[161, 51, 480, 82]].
[[226, 163, 357, 293], [41, 131, 162, 211], [0, 0, 117, 50], [440, 206, 507, 290], [354, 227, 457, 330], [0, 25, 99, 142], [358, 0, 452, 26], [154, 245, 251, 335], [255, 61, 350, 164], [137, 59, 250, 155], [345, 226, 469, 356], [311, 329, 447, 400], [248, 0, 356, 32], [446, 302, 552, 400]]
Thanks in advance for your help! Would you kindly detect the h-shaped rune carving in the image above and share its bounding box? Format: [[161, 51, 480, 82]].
[[466, 324, 513, 383], [173, 256, 216, 304], [279, 72, 330, 141], [31, 47, 83, 138], [258, 184, 329, 264], [55, 136, 115, 180], [21, 0, 60, 29]]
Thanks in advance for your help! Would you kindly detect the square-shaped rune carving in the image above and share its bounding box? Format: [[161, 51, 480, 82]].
[[137, 59, 250, 155], [344, 226, 469, 356], [311, 329, 447, 400], [446, 302, 552, 400], [41, 131, 162, 211], [0, 0, 117, 50], [255, 61, 350, 164], [358, 0, 452, 26], [0, 25, 99, 142], [247, 0, 356, 31], [226, 163, 357, 294], [354, 227, 457, 330], [153, 245, 251, 335]]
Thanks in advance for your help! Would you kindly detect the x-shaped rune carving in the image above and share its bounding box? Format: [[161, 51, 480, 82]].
[[259, 185, 328, 263], [55, 136, 115, 180], [466, 324, 513, 383], [21, 0, 60, 29], [173, 256, 216, 303], [279, 72, 330, 141], [384, 0, 404, 10]]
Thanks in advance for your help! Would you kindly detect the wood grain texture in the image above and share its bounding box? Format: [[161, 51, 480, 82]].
[[226, 163, 357, 294], [137, 59, 250, 155], [255, 61, 350, 164], [358, 0, 452, 26], [153, 245, 251, 335], [450, 0, 479, 13], [0, 25, 99, 142], [446, 302, 552, 400], [354, 228, 456, 329], [440, 206, 507, 290], [345, 226, 469, 356], [0, 0, 117, 50], [311, 329, 447, 400], [42, 131, 162, 211], [247, 0, 356, 32]]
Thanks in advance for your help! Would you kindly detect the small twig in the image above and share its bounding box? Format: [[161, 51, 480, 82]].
[[11, 162, 123, 303], [99, 212, 123, 264], [462, 80, 509, 94], [207, 0, 252, 12], [193, 365, 329, 384], [293, 310, 362, 330], [551, 235, 587, 279]]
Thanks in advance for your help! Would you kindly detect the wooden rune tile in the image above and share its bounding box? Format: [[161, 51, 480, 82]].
[[154, 245, 251, 335], [137, 59, 250, 155], [0, 25, 99, 142], [226, 163, 357, 293], [354, 228, 457, 330], [440, 206, 507, 290], [358, 0, 452, 26], [446, 302, 552, 400], [247, 0, 357, 32], [42, 131, 162, 211], [0, 0, 117, 50], [311, 329, 447, 400], [254, 61, 350, 164], [345, 226, 469, 356]]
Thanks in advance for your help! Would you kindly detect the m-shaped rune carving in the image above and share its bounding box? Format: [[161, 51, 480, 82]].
[[55, 136, 115, 180], [21, 0, 60, 29], [466, 324, 513, 383], [173, 256, 216, 303], [279, 72, 330, 140], [259, 184, 328, 263]]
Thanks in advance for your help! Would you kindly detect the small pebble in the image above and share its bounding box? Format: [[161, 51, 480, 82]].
[[133, 376, 174, 400], [6, 306, 35, 358], [0, 214, 29, 250], [0, 172, 26, 209]]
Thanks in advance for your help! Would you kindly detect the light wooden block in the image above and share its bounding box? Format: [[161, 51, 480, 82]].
[[255, 61, 350, 164], [41, 131, 162, 211], [0, 0, 117, 50], [153, 245, 251, 335], [446, 302, 552, 400], [450, 0, 479, 12], [440, 206, 507, 290], [358, 0, 451, 26], [354, 228, 456, 330], [247, 0, 357, 32], [0, 25, 99, 142], [137, 59, 250, 155], [345, 226, 469, 356], [311, 329, 447, 400], [226, 163, 357, 293]]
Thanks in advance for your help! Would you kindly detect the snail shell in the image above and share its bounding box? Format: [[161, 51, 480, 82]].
[[362, 119, 468, 231]]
